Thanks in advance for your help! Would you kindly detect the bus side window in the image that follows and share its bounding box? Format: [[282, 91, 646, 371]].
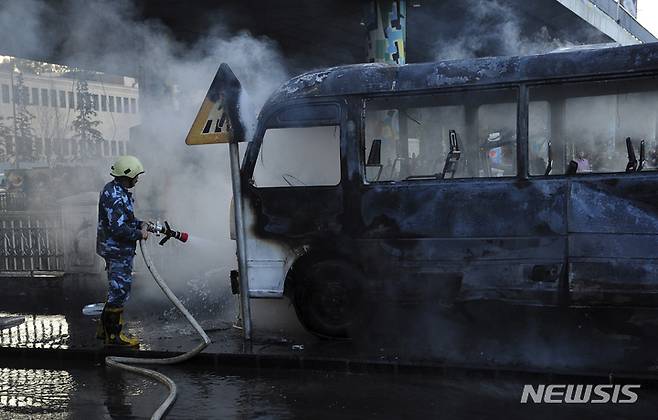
[[252, 125, 341, 188], [364, 88, 518, 182], [529, 77, 658, 176]]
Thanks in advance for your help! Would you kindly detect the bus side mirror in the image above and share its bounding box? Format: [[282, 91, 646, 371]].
[[367, 139, 382, 166]]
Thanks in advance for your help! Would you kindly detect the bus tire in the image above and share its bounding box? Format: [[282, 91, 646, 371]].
[[293, 260, 363, 338]]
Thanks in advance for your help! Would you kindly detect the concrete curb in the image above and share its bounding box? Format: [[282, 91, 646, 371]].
[[1, 345, 658, 385]]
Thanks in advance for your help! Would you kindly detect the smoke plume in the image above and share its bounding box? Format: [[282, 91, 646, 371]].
[[0, 0, 290, 316], [432, 0, 578, 60]]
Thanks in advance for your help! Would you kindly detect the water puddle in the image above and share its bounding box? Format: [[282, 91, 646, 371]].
[[0, 367, 74, 416], [0, 313, 69, 349]]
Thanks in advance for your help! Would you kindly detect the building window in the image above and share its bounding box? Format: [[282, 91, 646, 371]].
[[101, 95, 107, 111], [52, 138, 60, 156], [116, 97, 123, 113], [68, 91, 74, 109], [2, 85, 9, 103], [45, 138, 52, 157], [21, 87, 29, 105], [123, 97, 129, 114], [108, 96, 115, 112], [31, 87, 39, 105], [41, 89, 48, 107], [35, 137, 44, 157], [91, 94, 99, 111], [130, 98, 137, 113], [59, 90, 66, 108], [12, 86, 28, 105], [50, 89, 57, 107], [103, 140, 109, 156], [119, 141, 126, 155], [111, 140, 117, 156]]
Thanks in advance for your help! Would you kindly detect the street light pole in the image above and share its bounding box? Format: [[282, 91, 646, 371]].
[[9, 58, 18, 169]]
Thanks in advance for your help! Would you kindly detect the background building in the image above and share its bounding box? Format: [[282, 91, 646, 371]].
[[0, 60, 139, 171]]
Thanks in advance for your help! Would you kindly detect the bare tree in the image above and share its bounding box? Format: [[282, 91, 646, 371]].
[[72, 72, 104, 160], [12, 71, 38, 163], [0, 116, 11, 162]]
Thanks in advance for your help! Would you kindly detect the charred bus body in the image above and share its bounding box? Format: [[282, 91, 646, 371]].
[[237, 43, 658, 338]]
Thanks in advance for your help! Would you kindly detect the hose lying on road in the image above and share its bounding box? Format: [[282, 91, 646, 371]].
[[105, 240, 212, 420]]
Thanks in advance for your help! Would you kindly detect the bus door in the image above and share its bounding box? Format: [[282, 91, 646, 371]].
[[528, 77, 658, 307], [243, 102, 346, 296], [360, 88, 568, 306]]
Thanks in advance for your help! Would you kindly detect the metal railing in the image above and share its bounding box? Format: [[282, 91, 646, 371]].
[[0, 212, 65, 275], [0, 202, 166, 277], [0, 192, 29, 212]]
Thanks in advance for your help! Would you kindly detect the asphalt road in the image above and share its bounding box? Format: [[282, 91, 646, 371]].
[[3, 274, 658, 419], [2, 357, 658, 420]]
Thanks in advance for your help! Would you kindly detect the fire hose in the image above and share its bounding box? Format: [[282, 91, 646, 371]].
[[105, 223, 211, 420]]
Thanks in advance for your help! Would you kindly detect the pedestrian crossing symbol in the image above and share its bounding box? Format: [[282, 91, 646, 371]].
[[186, 64, 243, 145]]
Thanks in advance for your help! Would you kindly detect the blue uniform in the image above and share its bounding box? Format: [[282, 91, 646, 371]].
[[96, 180, 143, 307]]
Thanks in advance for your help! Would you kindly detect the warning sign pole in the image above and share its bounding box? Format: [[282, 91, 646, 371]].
[[229, 137, 252, 341], [185, 63, 252, 341]]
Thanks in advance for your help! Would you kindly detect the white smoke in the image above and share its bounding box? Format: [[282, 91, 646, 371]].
[[433, 0, 577, 60], [0, 0, 290, 312]]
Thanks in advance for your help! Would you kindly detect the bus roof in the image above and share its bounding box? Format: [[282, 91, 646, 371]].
[[266, 43, 658, 108]]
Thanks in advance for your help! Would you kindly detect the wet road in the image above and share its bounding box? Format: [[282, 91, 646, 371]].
[[3, 274, 658, 418], [2, 357, 658, 420]]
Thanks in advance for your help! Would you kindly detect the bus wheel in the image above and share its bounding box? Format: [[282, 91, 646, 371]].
[[293, 260, 363, 338]]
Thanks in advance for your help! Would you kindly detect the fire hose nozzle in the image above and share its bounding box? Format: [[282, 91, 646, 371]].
[[146, 220, 189, 246]]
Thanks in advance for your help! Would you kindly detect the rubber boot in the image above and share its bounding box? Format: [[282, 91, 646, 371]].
[[96, 303, 108, 340], [96, 305, 124, 340], [103, 306, 139, 347], [95, 318, 105, 340]]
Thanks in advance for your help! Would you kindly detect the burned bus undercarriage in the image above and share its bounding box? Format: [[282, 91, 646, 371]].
[[238, 43, 658, 337]]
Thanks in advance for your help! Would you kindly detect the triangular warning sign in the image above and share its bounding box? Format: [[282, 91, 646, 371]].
[[186, 64, 244, 145]]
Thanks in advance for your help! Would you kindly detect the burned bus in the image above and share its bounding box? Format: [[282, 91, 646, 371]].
[[236, 43, 658, 338]]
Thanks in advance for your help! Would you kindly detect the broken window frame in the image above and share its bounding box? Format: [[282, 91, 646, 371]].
[[361, 86, 520, 184], [247, 101, 344, 189], [527, 75, 658, 177]]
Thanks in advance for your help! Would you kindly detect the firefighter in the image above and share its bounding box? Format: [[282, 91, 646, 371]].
[[96, 155, 149, 347]]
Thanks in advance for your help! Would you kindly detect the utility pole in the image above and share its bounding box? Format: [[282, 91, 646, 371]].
[[9, 58, 18, 169]]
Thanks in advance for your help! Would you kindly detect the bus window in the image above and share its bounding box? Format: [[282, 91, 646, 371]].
[[529, 77, 658, 176], [364, 88, 517, 182], [252, 125, 341, 188]]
